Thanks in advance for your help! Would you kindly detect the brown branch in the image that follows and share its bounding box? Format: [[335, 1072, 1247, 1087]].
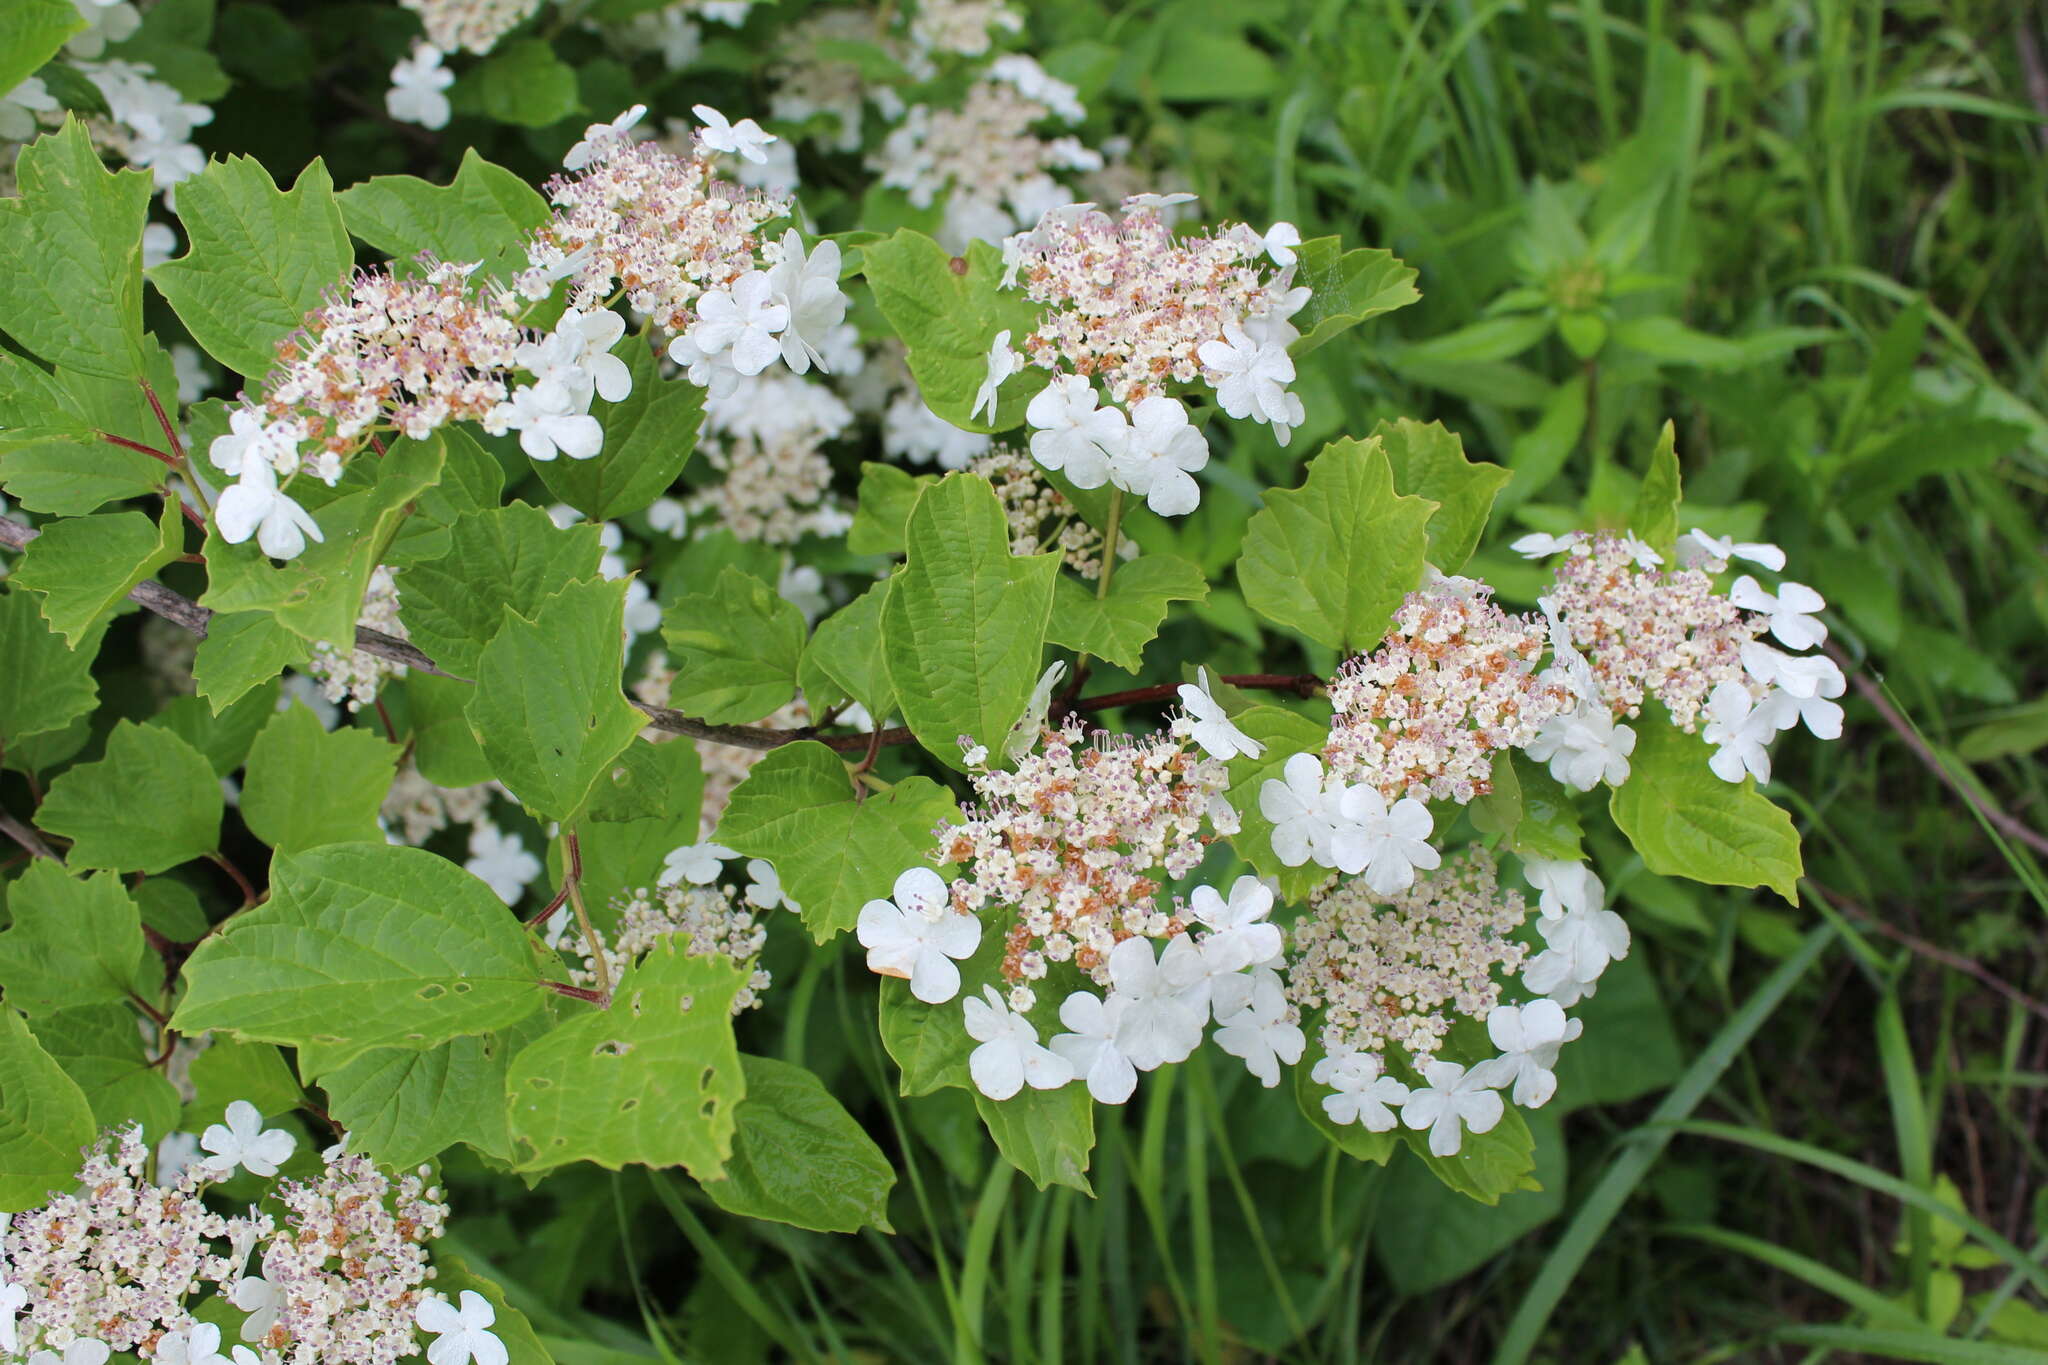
[[1827, 643, 2048, 858], [1812, 883, 2048, 1027], [0, 811, 56, 860]]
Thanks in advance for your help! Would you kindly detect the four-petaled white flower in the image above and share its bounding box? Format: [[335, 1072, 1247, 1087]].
[[1111, 395, 1209, 515], [230, 1275, 284, 1343], [1520, 857, 1601, 921], [971, 329, 1018, 423], [1105, 936, 1207, 1070], [1187, 875, 1282, 974], [1173, 667, 1264, 761], [691, 271, 789, 376], [1511, 530, 1585, 559], [1681, 527, 1784, 571], [692, 103, 777, 163], [1198, 321, 1302, 444], [1026, 375, 1127, 487], [465, 822, 541, 905], [2, 1278, 27, 1353], [1261, 220, 1301, 267], [662, 841, 737, 886], [1729, 575, 1828, 650], [386, 42, 454, 131], [27, 1340, 113, 1365], [1331, 786, 1441, 895], [564, 104, 647, 171], [216, 452, 323, 561], [208, 408, 304, 477], [1211, 971, 1305, 1087], [1402, 1060, 1506, 1157], [540, 307, 633, 404], [745, 858, 796, 912], [418, 1290, 510, 1365], [963, 985, 1074, 1099], [199, 1100, 297, 1179], [1049, 989, 1137, 1104], [1469, 1000, 1582, 1108], [156, 1322, 232, 1365], [1526, 704, 1637, 792], [495, 383, 604, 462], [1523, 900, 1631, 1006], [1259, 751, 1341, 868], [857, 867, 981, 1004], [667, 332, 742, 398], [1617, 533, 1663, 570], [764, 230, 847, 374], [1312, 1050, 1410, 1130], [1742, 644, 1846, 740], [1701, 679, 1775, 784]]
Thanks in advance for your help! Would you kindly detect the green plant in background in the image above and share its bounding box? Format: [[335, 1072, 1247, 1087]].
[[1, 0, 2045, 1361]]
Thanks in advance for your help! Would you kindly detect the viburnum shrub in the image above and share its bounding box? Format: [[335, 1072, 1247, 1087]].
[[0, 2, 1840, 1357]]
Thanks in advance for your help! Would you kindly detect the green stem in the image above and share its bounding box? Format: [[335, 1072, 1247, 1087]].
[[1070, 488, 1126, 682], [954, 1159, 1014, 1363]]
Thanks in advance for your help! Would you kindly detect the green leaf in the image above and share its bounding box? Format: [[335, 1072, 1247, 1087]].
[[1402, 1100, 1539, 1205], [31, 1003, 181, 1141], [0, 585, 98, 756], [336, 149, 551, 281], [1628, 420, 1682, 555], [241, 702, 397, 853], [0, 433, 166, 516], [11, 499, 181, 646], [702, 1054, 896, 1233], [534, 342, 705, 521], [37, 720, 221, 872], [431, 1257, 558, 1365], [1290, 237, 1422, 356], [1237, 436, 1436, 653], [1472, 751, 1585, 862], [800, 580, 896, 723], [147, 682, 279, 776], [1609, 718, 1803, 904], [0, 1007, 97, 1212], [0, 862, 149, 1016], [466, 576, 646, 823], [389, 426, 505, 568], [400, 503, 605, 677], [320, 1025, 539, 1167], [659, 567, 806, 726], [170, 843, 547, 1062], [859, 230, 1047, 431], [192, 610, 305, 713], [580, 734, 704, 827], [200, 432, 445, 645], [883, 473, 1060, 769], [0, 121, 151, 378], [1609, 315, 1749, 370], [876, 930, 1005, 1098], [185, 1037, 304, 1131], [504, 937, 747, 1179], [847, 461, 933, 556], [1369, 418, 1512, 573], [1221, 706, 1338, 904], [0, 1, 84, 94], [407, 671, 496, 788], [462, 39, 581, 127], [1046, 554, 1208, 673], [715, 741, 960, 943], [976, 1087, 1094, 1193], [1376, 1109, 1565, 1292], [148, 155, 354, 379], [1552, 952, 1681, 1111]]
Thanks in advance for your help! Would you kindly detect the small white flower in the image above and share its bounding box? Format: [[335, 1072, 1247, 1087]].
[[1206, 793, 1241, 836], [387, 42, 454, 130], [961, 742, 990, 767], [1259, 751, 1341, 868], [1680, 527, 1785, 571], [1111, 394, 1208, 515], [1049, 989, 1137, 1104], [744, 858, 796, 912], [1511, 530, 1585, 559], [1005, 659, 1067, 761], [857, 868, 981, 1004], [970, 329, 1018, 424], [231, 1350, 264, 1365], [692, 103, 777, 163], [143, 221, 180, 271], [543, 307, 633, 404], [494, 383, 604, 462], [1187, 875, 1281, 974], [1520, 858, 1602, 921], [1402, 1060, 1506, 1157], [2, 1280, 30, 1352], [1311, 1050, 1410, 1130], [1617, 533, 1663, 570], [0, 77, 58, 143], [1025, 375, 1127, 487], [1470, 1000, 1582, 1108], [209, 407, 303, 477], [198, 1107, 298, 1186], [564, 104, 647, 170], [1105, 936, 1207, 1070], [1198, 322, 1302, 444], [229, 1275, 284, 1343], [764, 231, 847, 375], [1211, 971, 1304, 1087], [156, 1129, 202, 1184], [27, 1340, 112, 1365], [1730, 575, 1828, 651], [1701, 680, 1776, 784], [465, 822, 541, 905], [964, 985, 1074, 1100], [1525, 704, 1637, 791], [170, 342, 210, 403], [1125, 191, 1197, 210], [690, 271, 789, 376], [418, 1290, 510, 1365], [1523, 901, 1630, 1006], [154, 1325, 231, 1365], [647, 497, 689, 538], [661, 842, 736, 886], [215, 453, 324, 561], [1173, 667, 1264, 761], [1330, 786, 1441, 895], [667, 332, 743, 398], [1260, 220, 1301, 267]]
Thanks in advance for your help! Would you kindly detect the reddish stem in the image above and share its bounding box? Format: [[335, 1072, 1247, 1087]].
[[207, 851, 260, 907], [545, 981, 606, 1004], [140, 377, 186, 465], [101, 431, 179, 467]]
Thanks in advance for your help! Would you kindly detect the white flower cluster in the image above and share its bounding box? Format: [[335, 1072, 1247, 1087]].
[[686, 366, 856, 544], [304, 566, 407, 711], [564, 881, 774, 1013]]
